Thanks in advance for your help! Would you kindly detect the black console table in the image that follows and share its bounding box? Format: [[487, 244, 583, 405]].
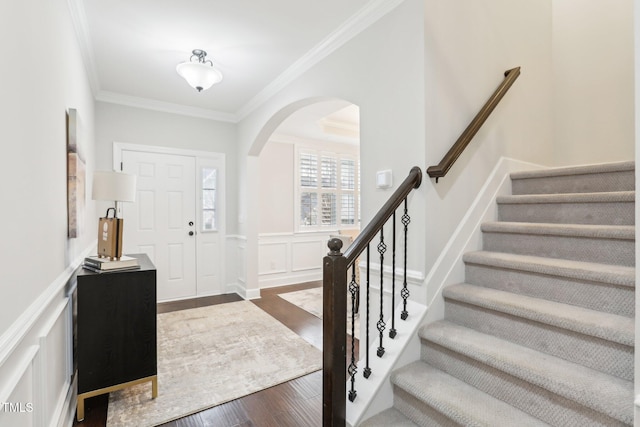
[[76, 253, 157, 421]]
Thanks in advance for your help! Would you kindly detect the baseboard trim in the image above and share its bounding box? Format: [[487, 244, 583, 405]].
[[258, 271, 322, 289]]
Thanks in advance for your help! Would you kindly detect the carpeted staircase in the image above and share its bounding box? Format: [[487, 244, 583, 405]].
[[362, 161, 635, 427]]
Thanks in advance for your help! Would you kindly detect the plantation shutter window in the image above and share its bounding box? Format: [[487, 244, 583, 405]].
[[300, 153, 318, 188], [300, 192, 318, 226], [296, 149, 359, 230]]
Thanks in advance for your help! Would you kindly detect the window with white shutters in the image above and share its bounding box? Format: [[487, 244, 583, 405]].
[[297, 150, 358, 230]]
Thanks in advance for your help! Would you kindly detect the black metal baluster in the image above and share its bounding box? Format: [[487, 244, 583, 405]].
[[348, 264, 358, 402], [401, 198, 411, 320], [363, 244, 372, 378], [376, 229, 387, 357], [389, 212, 397, 338]]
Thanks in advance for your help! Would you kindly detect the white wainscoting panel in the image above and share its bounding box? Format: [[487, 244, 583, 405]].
[[258, 232, 337, 288], [0, 345, 38, 427], [258, 242, 288, 275], [225, 235, 250, 297], [291, 240, 325, 272], [0, 244, 92, 427], [36, 299, 72, 427]]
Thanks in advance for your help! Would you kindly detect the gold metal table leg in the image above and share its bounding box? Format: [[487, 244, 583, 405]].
[[76, 375, 158, 422], [76, 395, 85, 421]]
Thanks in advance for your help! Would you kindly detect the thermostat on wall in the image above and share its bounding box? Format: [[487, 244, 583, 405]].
[[376, 170, 393, 189]]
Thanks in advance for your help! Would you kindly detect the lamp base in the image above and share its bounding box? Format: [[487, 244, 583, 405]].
[[97, 214, 123, 260]]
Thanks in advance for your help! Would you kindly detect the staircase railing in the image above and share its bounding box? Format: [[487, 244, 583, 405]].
[[323, 166, 422, 426], [427, 66, 521, 182]]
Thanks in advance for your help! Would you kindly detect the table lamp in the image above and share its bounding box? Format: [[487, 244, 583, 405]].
[[92, 171, 137, 260]]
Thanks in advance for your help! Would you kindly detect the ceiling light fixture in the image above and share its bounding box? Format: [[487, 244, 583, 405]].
[[176, 49, 223, 92]]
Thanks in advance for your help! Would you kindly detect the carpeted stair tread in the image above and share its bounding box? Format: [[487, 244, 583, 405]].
[[496, 191, 635, 225], [481, 222, 635, 267], [420, 321, 633, 424], [497, 190, 635, 205], [391, 362, 550, 427], [510, 162, 635, 195], [359, 407, 419, 427], [481, 221, 635, 240], [510, 161, 635, 180], [463, 251, 635, 288], [443, 283, 634, 346]]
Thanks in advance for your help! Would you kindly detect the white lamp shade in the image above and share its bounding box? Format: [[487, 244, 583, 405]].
[[92, 171, 137, 202], [176, 62, 223, 92]]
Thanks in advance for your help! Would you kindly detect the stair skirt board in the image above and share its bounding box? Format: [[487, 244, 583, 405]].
[[360, 161, 635, 427]]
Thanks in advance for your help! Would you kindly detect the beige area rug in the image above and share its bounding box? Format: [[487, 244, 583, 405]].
[[106, 301, 322, 427], [278, 287, 360, 340]]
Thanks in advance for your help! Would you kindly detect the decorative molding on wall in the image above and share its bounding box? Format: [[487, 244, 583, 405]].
[[0, 243, 93, 427], [96, 91, 237, 122], [258, 231, 335, 288], [225, 235, 256, 297], [0, 345, 39, 410], [65, 0, 101, 96], [36, 299, 72, 427], [0, 243, 93, 368], [291, 240, 325, 272]]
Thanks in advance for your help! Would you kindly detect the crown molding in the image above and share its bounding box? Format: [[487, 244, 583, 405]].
[[67, 0, 404, 123], [235, 0, 406, 121], [96, 91, 238, 122], [319, 117, 360, 138], [66, 0, 101, 96], [269, 131, 359, 147]]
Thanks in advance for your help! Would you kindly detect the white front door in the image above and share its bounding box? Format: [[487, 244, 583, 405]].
[[122, 150, 197, 301]]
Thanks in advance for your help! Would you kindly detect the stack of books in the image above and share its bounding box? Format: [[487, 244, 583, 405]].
[[83, 255, 140, 273]]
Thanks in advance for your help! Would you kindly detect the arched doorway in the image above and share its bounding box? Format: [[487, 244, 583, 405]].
[[250, 98, 361, 290]]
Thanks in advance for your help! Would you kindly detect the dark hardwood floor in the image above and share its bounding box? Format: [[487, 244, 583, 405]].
[[73, 281, 358, 427]]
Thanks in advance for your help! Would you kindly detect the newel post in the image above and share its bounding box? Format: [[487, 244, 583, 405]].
[[323, 238, 348, 427]]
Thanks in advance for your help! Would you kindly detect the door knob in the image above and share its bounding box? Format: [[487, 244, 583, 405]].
[[189, 231, 195, 236]]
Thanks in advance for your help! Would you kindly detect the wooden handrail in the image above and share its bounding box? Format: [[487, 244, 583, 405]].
[[344, 166, 422, 265], [323, 166, 422, 426], [427, 67, 521, 182]]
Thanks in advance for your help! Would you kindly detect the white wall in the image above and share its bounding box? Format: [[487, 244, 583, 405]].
[[0, 0, 97, 425], [553, 0, 635, 165], [421, 0, 554, 276], [236, 0, 428, 296], [258, 141, 295, 234], [95, 102, 239, 234]]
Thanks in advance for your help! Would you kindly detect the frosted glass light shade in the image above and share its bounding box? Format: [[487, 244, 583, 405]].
[[176, 62, 223, 92], [92, 171, 137, 202]]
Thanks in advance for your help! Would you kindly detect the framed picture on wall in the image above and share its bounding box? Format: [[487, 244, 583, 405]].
[[67, 108, 85, 238]]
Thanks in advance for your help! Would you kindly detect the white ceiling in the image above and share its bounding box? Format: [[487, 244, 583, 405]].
[[73, 0, 401, 136]]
